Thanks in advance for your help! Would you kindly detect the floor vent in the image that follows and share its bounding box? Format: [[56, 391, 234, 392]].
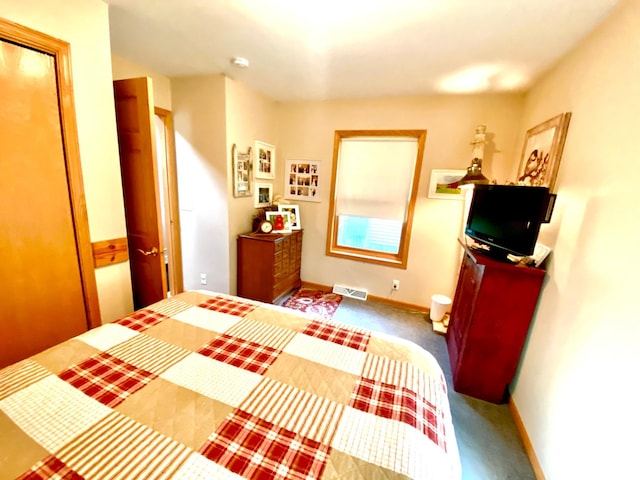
[[332, 284, 368, 301]]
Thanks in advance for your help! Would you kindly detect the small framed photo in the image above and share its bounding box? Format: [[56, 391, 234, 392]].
[[278, 204, 301, 230], [428, 169, 466, 199], [254, 141, 275, 180], [231, 144, 252, 197], [265, 211, 292, 233], [254, 182, 273, 208]]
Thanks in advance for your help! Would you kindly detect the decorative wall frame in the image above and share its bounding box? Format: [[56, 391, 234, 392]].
[[254, 141, 275, 180], [284, 159, 321, 203], [254, 182, 273, 208], [516, 112, 571, 192], [428, 169, 466, 199], [277, 204, 301, 230], [265, 211, 292, 233], [231, 144, 252, 197]]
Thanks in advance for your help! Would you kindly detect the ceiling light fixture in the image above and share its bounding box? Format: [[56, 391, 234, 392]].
[[231, 57, 249, 68]]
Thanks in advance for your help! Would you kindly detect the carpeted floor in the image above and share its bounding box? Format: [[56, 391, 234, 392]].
[[282, 290, 536, 480]]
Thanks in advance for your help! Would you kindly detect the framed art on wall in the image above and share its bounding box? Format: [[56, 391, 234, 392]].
[[254, 141, 275, 180], [284, 159, 321, 203], [516, 112, 571, 192], [231, 144, 252, 197], [428, 169, 466, 199], [254, 182, 273, 208], [277, 204, 301, 230]]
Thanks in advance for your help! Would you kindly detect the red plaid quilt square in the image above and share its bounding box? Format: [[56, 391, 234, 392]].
[[302, 320, 370, 351], [17, 455, 83, 480], [59, 352, 156, 408], [114, 308, 166, 332], [197, 334, 279, 375], [199, 297, 256, 317], [350, 378, 447, 451], [200, 410, 330, 480]]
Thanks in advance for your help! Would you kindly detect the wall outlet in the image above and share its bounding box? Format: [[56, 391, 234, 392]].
[[392, 279, 400, 291], [200, 273, 207, 285]]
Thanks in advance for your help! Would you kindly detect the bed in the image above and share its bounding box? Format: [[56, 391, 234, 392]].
[[0, 291, 461, 479]]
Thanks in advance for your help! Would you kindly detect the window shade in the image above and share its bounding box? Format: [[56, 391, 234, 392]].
[[335, 137, 418, 220]]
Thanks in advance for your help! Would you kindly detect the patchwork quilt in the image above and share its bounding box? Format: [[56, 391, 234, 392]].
[[0, 291, 461, 479]]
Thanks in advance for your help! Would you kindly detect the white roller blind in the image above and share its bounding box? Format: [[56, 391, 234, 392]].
[[335, 137, 418, 220]]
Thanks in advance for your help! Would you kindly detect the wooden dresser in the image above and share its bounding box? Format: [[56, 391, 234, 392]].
[[446, 244, 545, 403], [237, 230, 302, 304]]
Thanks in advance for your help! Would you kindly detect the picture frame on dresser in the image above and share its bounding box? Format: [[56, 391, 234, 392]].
[[277, 204, 301, 230], [265, 211, 292, 233]]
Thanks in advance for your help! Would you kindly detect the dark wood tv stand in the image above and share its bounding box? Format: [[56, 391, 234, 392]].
[[446, 241, 546, 403]]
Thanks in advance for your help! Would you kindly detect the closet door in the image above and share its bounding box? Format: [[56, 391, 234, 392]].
[[0, 35, 94, 368]]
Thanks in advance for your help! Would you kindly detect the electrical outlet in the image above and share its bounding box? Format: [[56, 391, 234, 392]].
[[392, 279, 400, 291], [200, 273, 207, 285]]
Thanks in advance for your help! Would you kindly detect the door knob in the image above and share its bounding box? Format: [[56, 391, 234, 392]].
[[137, 246, 159, 256]]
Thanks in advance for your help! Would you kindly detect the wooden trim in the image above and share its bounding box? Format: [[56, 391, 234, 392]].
[[154, 107, 184, 294], [509, 397, 546, 480], [0, 18, 102, 329], [325, 129, 426, 269], [301, 281, 429, 313], [92, 238, 129, 268]]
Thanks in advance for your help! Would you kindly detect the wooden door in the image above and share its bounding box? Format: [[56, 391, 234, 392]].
[[114, 78, 167, 309], [0, 34, 97, 368]]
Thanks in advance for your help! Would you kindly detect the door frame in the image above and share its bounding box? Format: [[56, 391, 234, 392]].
[[0, 18, 101, 328], [154, 107, 184, 295]]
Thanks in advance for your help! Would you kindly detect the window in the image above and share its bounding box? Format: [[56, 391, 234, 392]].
[[326, 130, 426, 268]]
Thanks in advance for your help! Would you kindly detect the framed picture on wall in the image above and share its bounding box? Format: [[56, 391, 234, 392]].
[[428, 169, 466, 199], [254, 141, 275, 180], [516, 112, 571, 192], [231, 144, 252, 197], [254, 182, 273, 208], [284, 159, 321, 203]]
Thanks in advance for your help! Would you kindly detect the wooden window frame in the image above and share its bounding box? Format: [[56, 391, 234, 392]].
[[325, 129, 426, 269]]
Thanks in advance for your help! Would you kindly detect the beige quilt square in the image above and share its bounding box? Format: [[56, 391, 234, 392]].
[[324, 448, 411, 480], [284, 333, 367, 375], [116, 377, 234, 450], [366, 333, 444, 379], [0, 410, 50, 479], [32, 339, 101, 375], [145, 317, 219, 352], [172, 306, 243, 333], [265, 353, 358, 405]]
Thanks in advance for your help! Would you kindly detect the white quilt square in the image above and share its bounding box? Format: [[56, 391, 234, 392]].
[[172, 306, 242, 333], [76, 323, 139, 351], [172, 453, 245, 480], [283, 333, 366, 375], [160, 353, 262, 407], [0, 375, 112, 452]]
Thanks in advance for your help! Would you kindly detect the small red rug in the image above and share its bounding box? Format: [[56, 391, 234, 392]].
[[281, 288, 343, 318]]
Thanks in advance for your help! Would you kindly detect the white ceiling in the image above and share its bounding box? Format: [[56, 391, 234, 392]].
[[105, 0, 620, 102]]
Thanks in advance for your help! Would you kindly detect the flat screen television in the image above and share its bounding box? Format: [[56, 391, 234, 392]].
[[465, 184, 550, 261]]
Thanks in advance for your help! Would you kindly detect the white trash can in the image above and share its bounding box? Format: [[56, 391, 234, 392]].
[[430, 294, 452, 322]]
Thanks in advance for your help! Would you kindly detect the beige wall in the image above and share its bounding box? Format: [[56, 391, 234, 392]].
[[511, 1, 638, 478], [171, 74, 230, 292], [224, 77, 278, 294], [111, 54, 172, 110], [0, 0, 133, 322], [276, 94, 524, 306]]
